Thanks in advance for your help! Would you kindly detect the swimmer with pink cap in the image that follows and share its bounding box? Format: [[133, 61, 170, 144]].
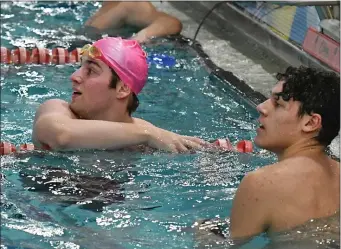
[[80, 36, 148, 95], [32, 36, 206, 153]]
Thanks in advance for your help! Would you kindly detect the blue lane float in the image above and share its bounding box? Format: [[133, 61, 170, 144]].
[[147, 53, 176, 67]]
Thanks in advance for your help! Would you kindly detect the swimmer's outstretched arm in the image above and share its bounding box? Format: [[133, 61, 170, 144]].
[[84, 2, 182, 43], [32, 99, 205, 153], [131, 12, 182, 43], [84, 2, 128, 31], [126, 2, 182, 43]]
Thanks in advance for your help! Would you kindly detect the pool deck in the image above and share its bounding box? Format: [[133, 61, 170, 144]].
[[152, 1, 340, 158]]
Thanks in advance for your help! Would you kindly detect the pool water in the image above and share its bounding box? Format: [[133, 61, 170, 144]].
[[0, 2, 279, 249]]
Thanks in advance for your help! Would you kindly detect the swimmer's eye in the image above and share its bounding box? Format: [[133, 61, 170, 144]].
[[77, 62, 100, 76], [86, 67, 94, 76], [276, 92, 292, 101], [272, 101, 279, 107], [271, 96, 279, 107]]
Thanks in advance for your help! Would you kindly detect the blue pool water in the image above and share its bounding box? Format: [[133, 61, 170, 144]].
[[1, 2, 278, 249]]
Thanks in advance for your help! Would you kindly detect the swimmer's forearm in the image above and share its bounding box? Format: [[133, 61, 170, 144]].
[[63, 120, 152, 150], [84, 3, 127, 31], [35, 117, 153, 150], [137, 14, 182, 40]]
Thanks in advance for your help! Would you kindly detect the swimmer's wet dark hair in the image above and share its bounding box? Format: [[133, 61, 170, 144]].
[[276, 66, 340, 146], [109, 69, 139, 116]]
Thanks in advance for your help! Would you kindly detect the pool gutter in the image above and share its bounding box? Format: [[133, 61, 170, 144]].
[[173, 35, 267, 109]]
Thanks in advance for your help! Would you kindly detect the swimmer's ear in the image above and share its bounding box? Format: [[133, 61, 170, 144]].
[[115, 81, 132, 99], [302, 113, 322, 133]]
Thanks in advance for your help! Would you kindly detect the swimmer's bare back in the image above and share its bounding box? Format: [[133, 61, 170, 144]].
[[269, 211, 340, 243], [259, 156, 339, 232]]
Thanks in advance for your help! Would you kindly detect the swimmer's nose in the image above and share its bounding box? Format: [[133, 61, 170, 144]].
[[70, 69, 82, 85], [256, 100, 268, 116]]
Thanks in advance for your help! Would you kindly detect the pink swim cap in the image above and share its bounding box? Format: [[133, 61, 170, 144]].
[[93, 37, 148, 95]]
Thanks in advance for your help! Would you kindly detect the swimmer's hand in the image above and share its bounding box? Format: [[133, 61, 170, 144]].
[[131, 30, 152, 44], [147, 127, 208, 153]]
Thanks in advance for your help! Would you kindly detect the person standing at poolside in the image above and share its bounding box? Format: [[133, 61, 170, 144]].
[[78, 1, 182, 44], [228, 66, 340, 243], [32, 37, 205, 152]]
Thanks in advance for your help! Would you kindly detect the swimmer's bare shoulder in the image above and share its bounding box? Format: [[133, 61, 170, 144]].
[[32, 99, 77, 148], [247, 156, 339, 192], [34, 99, 77, 121], [235, 157, 340, 232]]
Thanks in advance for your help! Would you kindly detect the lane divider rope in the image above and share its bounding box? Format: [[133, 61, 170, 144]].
[[1, 47, 81, 64], [0, 47, 177, 67], [0, 139, 253, 155]]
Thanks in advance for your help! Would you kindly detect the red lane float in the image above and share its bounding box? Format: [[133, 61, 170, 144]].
[[1, 142, 17, 155], [11, 47, 31, 64], [212, 138, 253, 153], [236, 140, 253, 153], [213, 138, 234, 151], [69, 48, 81, 63], [31, 48, 51, 64], [19, 143, 36, 151], [0, 142, 38, 155], [0, 47, 80, 65], [1, 47, 11, 63], [52, 48, 69, 64]]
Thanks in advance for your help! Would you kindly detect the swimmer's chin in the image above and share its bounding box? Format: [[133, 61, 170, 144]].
[[68, 104, 85, 119]]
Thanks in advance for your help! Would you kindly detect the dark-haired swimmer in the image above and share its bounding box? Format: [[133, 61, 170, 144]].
[[229, 66, 340, 244], [32, 37, 205, 153]]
